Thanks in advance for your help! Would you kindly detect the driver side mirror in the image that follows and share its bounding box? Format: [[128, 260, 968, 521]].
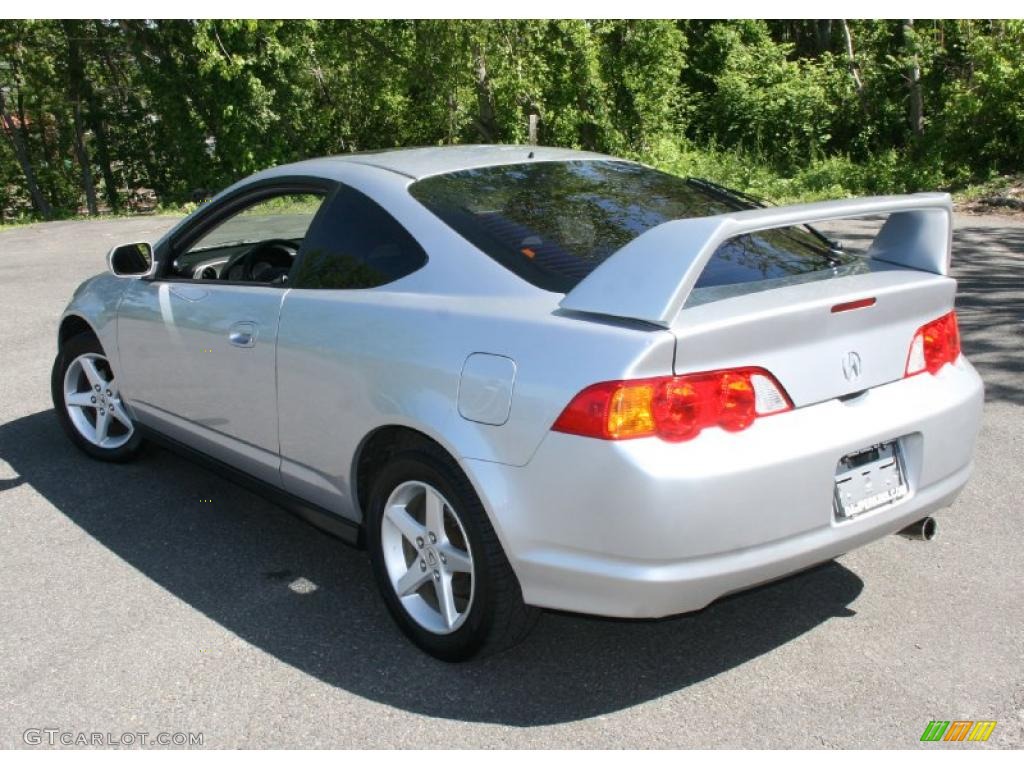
[[107, 242, 154, 277]]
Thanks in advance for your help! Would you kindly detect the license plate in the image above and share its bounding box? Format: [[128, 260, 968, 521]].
[[834, 441, 908, 519]]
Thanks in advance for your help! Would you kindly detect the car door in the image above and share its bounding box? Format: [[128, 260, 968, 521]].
[[276, 183, 429, 518], [116, 182, 330, 482]]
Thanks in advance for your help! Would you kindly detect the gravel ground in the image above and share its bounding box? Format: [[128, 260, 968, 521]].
[[0, 213, 1021, 749]]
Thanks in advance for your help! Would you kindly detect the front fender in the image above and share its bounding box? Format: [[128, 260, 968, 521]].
[[59, 272, 133, 373]]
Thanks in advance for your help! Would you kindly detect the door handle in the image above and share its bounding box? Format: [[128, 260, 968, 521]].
[[228, 321, 258, 348]]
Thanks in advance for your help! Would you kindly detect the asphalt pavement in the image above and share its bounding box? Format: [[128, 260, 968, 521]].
[[0, 213, 1021, 748]]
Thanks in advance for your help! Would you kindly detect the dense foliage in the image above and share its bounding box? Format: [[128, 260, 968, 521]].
[[1, 19, 1022, 222]]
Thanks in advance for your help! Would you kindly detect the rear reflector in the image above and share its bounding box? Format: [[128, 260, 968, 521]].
[[905, 310, 961, 376], [552, 367, 792, 442], [831, 297, 877, 313]]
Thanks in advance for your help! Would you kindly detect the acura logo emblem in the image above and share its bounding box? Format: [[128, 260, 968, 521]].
[[842, 351, 863, 382]]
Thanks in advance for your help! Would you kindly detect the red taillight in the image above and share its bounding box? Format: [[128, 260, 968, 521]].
[[552, 367, 792, 442], [905, 311, 961, 377]]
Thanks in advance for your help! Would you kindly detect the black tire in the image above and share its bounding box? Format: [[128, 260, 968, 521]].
[[366, 445, 539, 661], [51, 332, 144, 462]]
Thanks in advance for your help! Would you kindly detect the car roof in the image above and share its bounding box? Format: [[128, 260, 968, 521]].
[[273, 144, 615, 182]]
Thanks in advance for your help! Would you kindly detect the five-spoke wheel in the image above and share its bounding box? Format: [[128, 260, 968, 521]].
[[367, 446, 539, 660], [52, 332, 143, 461], [63, 353, 134, 449], [380, 480, 475, 634]]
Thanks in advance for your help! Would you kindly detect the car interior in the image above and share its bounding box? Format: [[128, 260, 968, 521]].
[[170, 237, 303, 284], [165, 192, 324, 285]]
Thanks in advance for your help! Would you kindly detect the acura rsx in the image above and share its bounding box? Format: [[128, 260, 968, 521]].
[[52, 145, 983, 660]]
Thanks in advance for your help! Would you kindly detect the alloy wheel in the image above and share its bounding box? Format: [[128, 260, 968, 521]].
[[380, 480, 475, 634], [63, 353, 134, 449]]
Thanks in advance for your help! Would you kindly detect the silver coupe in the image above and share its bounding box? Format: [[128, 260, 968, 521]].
[[52, 145, 984, 660]]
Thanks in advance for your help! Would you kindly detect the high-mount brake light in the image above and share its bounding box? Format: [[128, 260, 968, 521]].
[[552, 368, 792, 443], [905, 311, 961, 377], [831, 297, 877, 313]]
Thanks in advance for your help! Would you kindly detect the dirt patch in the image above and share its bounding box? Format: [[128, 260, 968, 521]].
[[957, 176, 1024, 217]]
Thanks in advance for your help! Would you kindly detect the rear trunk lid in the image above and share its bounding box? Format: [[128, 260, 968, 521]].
[[670, 265, 956, 406]]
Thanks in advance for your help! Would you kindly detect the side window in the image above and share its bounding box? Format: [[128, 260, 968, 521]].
[[172, 192, 326, 283], [291, 186, 428, 289]]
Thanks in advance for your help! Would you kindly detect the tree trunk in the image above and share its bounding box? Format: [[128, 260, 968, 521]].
[[86, 23, 119, 211], [904, 19, 925, 136], [840, 19, 866, 109], [0, 90, 54, 219], [71, 102, 98, 215], [816, 20, 832, 54], [89, 116, 119, 212], [62, 20, 98, 215], [15, 91, 32, 159], [446, 93, 458, 145], [32, 93, 61, 206], [471, 40, 498, 143], [86, 101, 120, 212]]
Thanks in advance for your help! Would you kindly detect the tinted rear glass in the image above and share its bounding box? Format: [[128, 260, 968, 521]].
[[409, 160, 859, 295], [292, 185, 427, 289]]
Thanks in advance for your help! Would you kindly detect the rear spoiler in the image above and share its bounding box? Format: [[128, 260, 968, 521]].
[[558, 192, 952, 328]]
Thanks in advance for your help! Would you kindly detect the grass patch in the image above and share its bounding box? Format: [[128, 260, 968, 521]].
[[642, 139, 959, 204], [954, 174, 1024, 212]]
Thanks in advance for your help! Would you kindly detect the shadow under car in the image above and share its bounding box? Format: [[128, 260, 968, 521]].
[[0, 409, 864, 726]]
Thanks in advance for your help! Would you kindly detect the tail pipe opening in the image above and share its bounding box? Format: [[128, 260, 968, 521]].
[[897, 516, 937, 541]]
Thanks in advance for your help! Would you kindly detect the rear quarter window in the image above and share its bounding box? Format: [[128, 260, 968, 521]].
[[291, 185, 427, 290]]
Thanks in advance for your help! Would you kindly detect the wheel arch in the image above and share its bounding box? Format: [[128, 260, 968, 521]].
[[350, 421, 524, 581], [58, 313, 99, 349], [353, 424, 459, 519]]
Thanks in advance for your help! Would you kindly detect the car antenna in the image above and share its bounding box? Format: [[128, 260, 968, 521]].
[[527, 150, 535, 159]]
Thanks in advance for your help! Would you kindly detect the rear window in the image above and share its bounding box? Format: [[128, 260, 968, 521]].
[[409, 160, 861, 297]]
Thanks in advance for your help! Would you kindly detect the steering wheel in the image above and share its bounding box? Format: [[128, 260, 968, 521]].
[[222, 239, 298, 283]]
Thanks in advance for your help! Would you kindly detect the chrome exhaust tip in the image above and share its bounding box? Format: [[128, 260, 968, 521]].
[[898, 516, 937, 541]]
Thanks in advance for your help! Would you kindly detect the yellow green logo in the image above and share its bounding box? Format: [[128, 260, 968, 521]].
[[920, 720, 996, 742]]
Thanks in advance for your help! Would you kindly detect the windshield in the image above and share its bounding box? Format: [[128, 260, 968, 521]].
[[409, 160, 859, 295]]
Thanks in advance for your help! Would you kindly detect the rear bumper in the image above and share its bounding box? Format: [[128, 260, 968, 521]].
[[464, 358, 984, 618]]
